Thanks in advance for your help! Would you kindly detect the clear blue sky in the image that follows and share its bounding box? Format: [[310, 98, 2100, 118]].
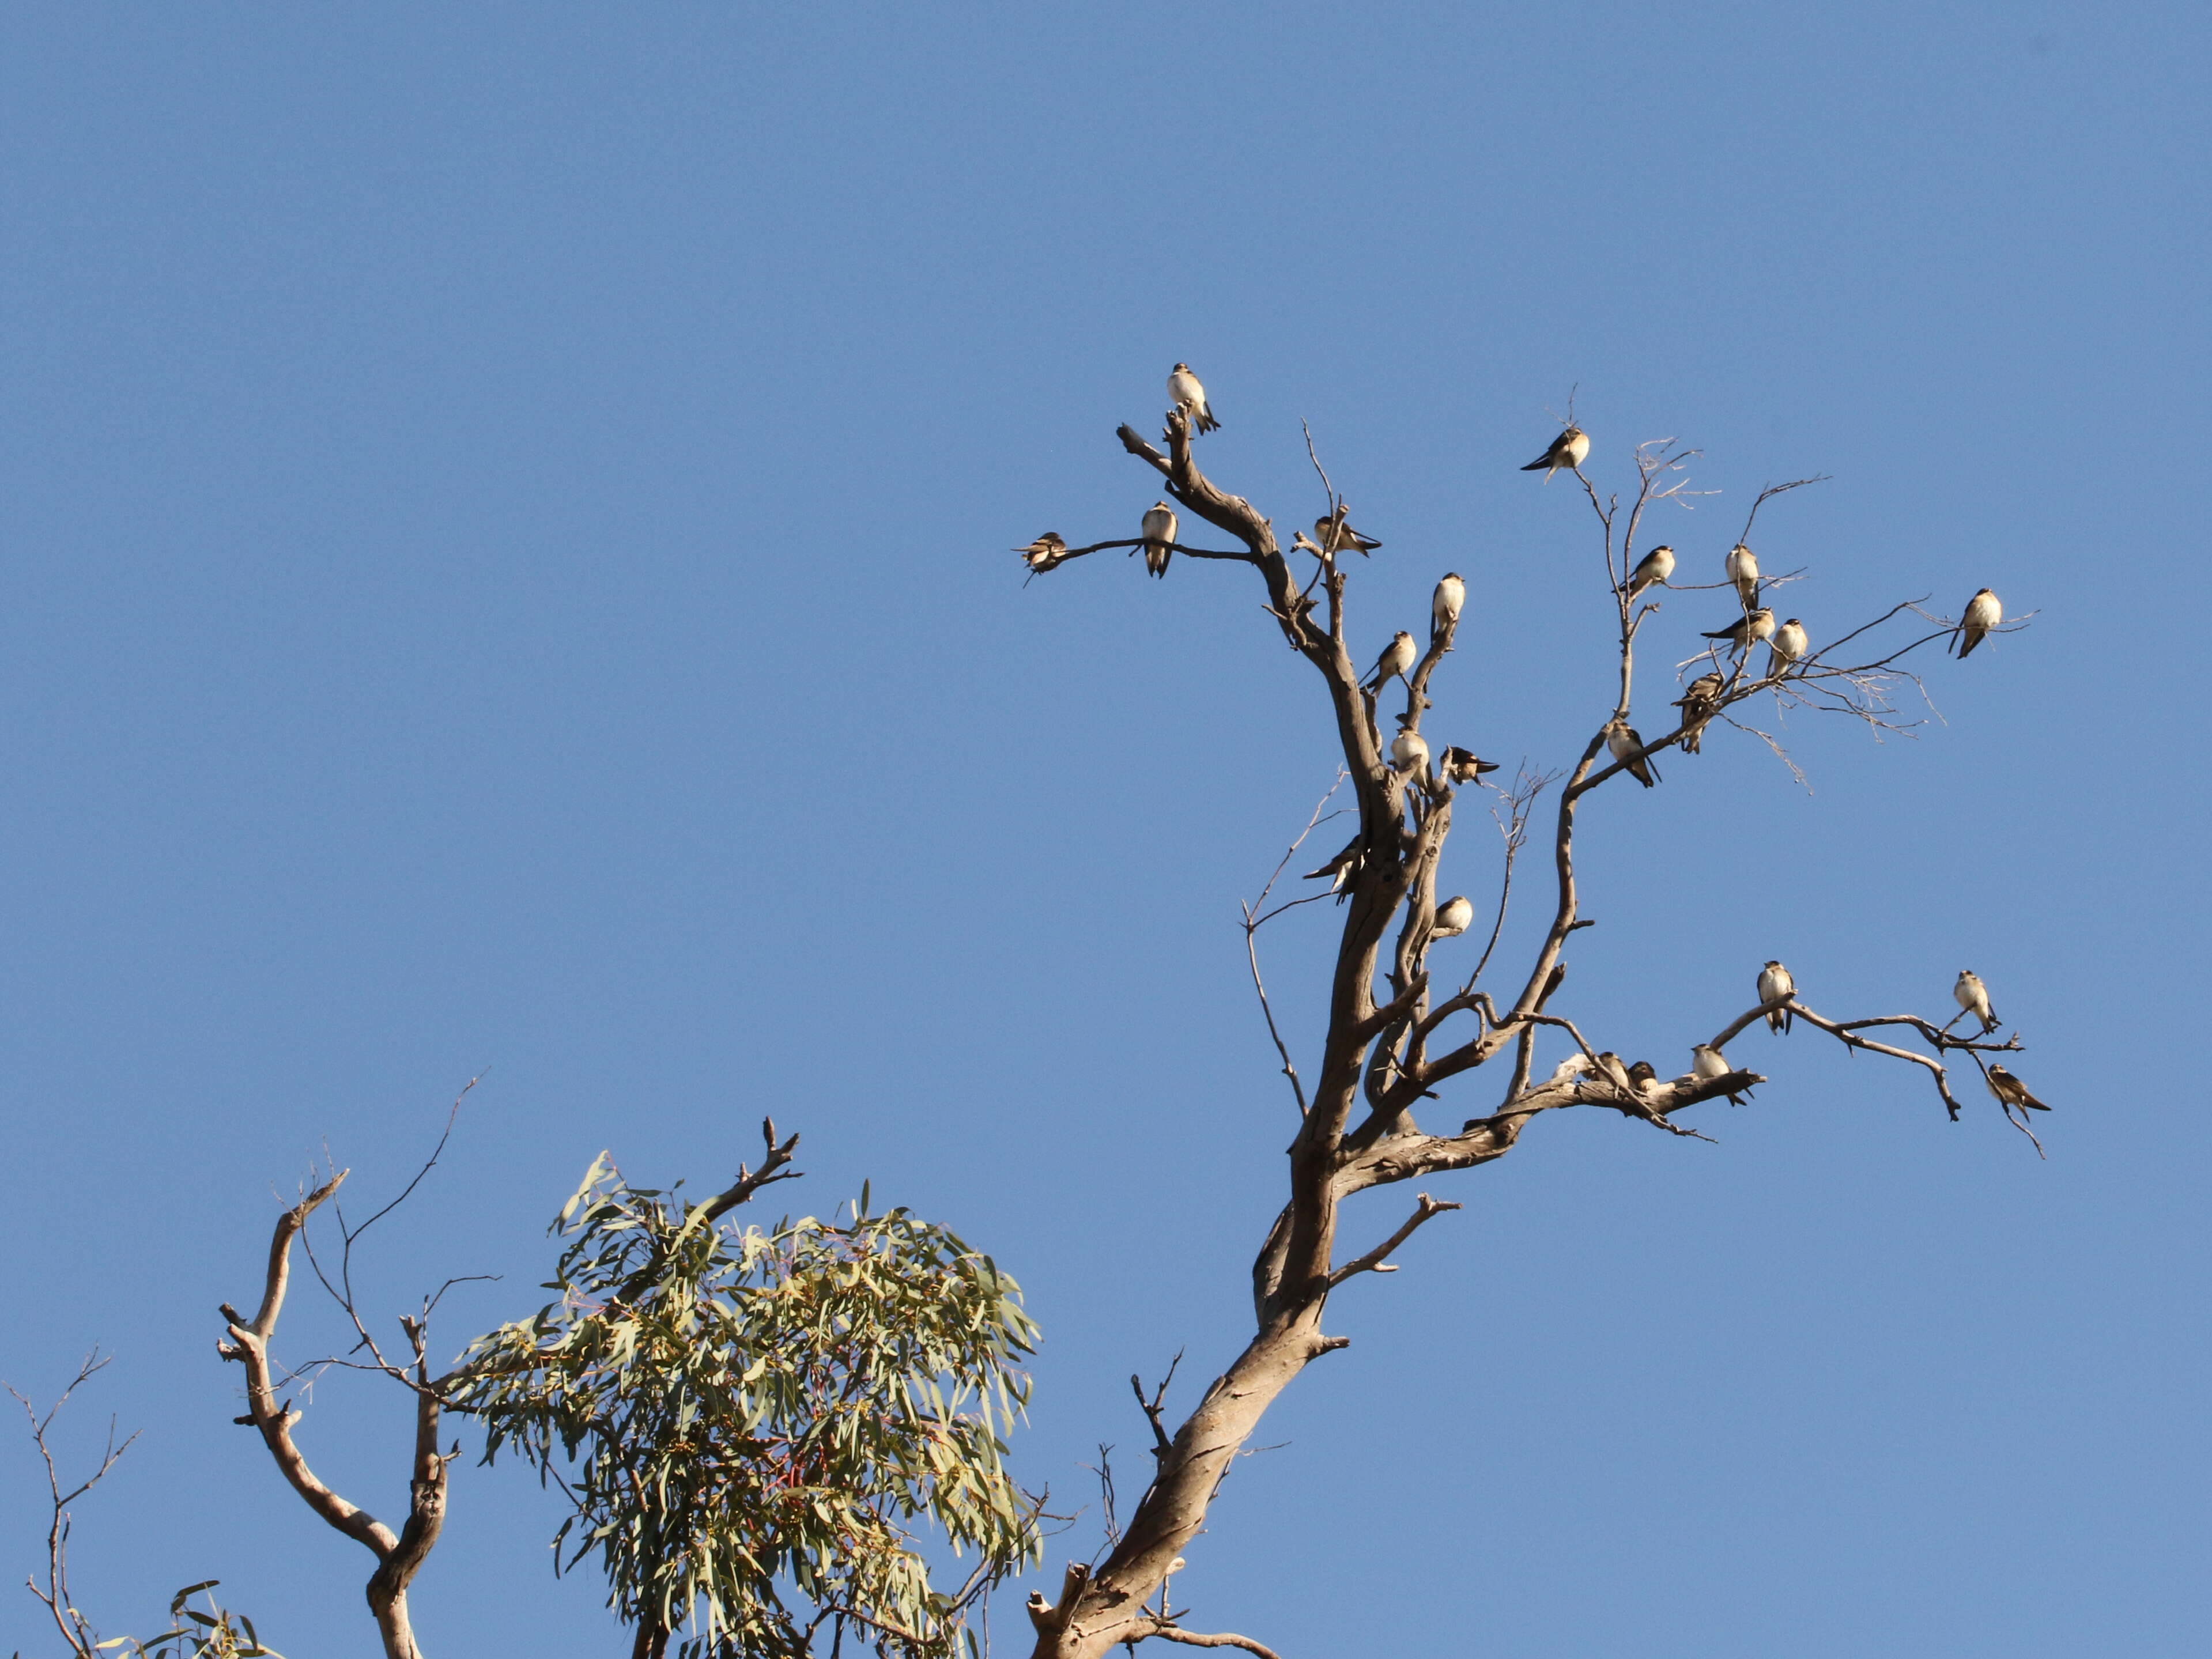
[[2, 6, 2206, 1656]]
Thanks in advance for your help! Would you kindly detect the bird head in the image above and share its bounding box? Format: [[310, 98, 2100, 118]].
[[1171, 362, 1189, 373]]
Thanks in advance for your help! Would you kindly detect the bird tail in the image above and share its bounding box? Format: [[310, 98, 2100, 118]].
[[1196, 409, 1220, 433], [1957, 630, 1982, 659], [1519, 458, 1546, 472], [1146, 544, 1170, 578]]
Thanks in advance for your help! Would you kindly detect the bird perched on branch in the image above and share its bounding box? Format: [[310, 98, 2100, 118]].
[[1767, 617, 1809, 679], [1440, 745, 1500, 784], [1954, 970, 1999, 1034], [1304, 837, 1363, 900], [1605, 717, 1660, 788], [1432, 572, 1465, 639], [1954, 588, 2001, 657], [1692, 1042, 1750, 1105], [1704, 608, 1776, 653], [1627, 544, 1674, 600], [1365, 630, 1418, 692], [1433, 894, 1474, 938], [1314, 509, 1381, 556], [1389, 724, 1430, 778], [1167, 363, 1219, 433], [1015, 532, 1069, 574], [1674, 672, 1724, 754], [1758, 961, 1796, 1033], [1726, 543, 1760, 606], [1594, 1051, 1635, 1094], [1984, 1065, 2051, 1113], [1626, 1060, 1659, 1095], [1139, 501, 1178, 577], [1522, 425, 1590, 477]]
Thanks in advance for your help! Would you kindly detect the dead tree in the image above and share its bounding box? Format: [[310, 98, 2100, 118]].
[[1012, 400, 2040, 1659]]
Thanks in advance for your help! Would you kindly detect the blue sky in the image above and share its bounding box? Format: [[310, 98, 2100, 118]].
[[2, 6, 2206, 1656]]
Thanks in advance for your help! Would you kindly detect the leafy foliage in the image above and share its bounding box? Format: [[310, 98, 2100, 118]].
[[450, 1157, 1041, 1658], [102, 1584, 283, 1659]]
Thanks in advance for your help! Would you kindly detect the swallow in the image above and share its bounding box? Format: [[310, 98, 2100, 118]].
[[1314, 509, 1381, 556], [1303, 837, 1364, 900], [1758, 960, 1795, 1033], [1726, 543, 1760, 606], [1954, 970, 1999, 1034], [1692, 1042, 1750, 1105], [1167, 363, 1219, 433], [1674, 672, 1724, 754], [1014, 532, 1069, 574], [1626, 1059, 1659, 1094], [1766, 617, 1809, 678], [1593, 1050, 1635, 1094], [1433, 894, 1474, 938], [1432, 572, 1465, 640], [1984, 1065, 2051, 1112], [1365, 630, 1418, 691], [1954, 588, 2000, 658], [1139, 501, 1179, 578], [1605, 717, 1660, 787], [1626, 544, 1674, 600], [1390, 724, 1430, 777], [1703, 608, 1777, 652], [1520, 425, 1590, 477], [1439, 745, 1500, 784]]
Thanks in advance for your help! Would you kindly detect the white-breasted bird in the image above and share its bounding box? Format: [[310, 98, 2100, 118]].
[[1365, 630, 1418, 691], [1314, 510, 1381, 555], [1594, 1050, 1635, 1094], [1139, 501, 1178, 578], [1432, 894, 1474, 938], [1954, 588, 2001, 658], [1757, 960, 1796, 1033], [1605, 717, 1660, 788], [1015, 532, 1069, 573], [1954, 970, 1999, 1034], [1389, 724, 1430, 777], [1432, 572, 1465, 640], [1626, 1059, 1660, 1094], [1304, 837, 1363, 900], [1726, 543, 1760, 606], [1692, 1042, 1751, 1105], [1674, 672, 1724, 754], [1439, 745, 1500, 784], [1985, 1065, 2052, 1113], [1703, 607, 1777, 652], [1766, 617, 1809, 678], [1167, 362, 1220, 433], [1626, 544, 1675, 600], [1520, 425, 1590, 477]]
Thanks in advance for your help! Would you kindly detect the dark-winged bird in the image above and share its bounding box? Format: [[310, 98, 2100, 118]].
[[1985, 1065, 2052, 1112], [1440, 745, 1500, 784], [1674, 672, 1724, 754], [1315, 510, 1382, 555], [1954, 970, 1999, 1034], [1432, 572, 1464, 638], [1954, 588, 2001, 657], [1627, 544, 1674, 599], [1015, 532, 1069, 574], [1758, 960, 1796, 1033], [1726, 543, 1760, 606], [1139, 501, 1178, 578], [1365, 630, 1418, 691], [1304, 837, 1363, 900], [1605, 717, 1660, 787], [1167, 363, 1220, 433], [1433, 894, 1474, 938], [1692, 1042, 1750, 1105], [1521, 425, 1590, 477], [1703, 608, 1776, 652], [1767, 617, 1809, 678]]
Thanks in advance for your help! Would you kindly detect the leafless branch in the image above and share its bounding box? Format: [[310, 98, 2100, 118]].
[[1142, 1624, 1284, 1659], [1327, 1193, 1462, 1287]]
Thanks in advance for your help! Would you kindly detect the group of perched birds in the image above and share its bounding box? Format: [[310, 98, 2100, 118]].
[[1580, 961, 2049, 1117]]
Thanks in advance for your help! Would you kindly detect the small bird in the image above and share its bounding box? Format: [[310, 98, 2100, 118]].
[[1432, 572, 1465, 640], [1432, 894, 1474, 938], [1726, 543, 1760, 606], [1605, 717, 1660, 788], [1766, 617, 1809, 678], [1691, 1042, 1750, 1105], [1625, 1060, 1659, 1094], [1674, 672, 1724, 754], [1522, 425, 1590, 476], [1954, 588, 2001, 658], [1594, 1050, 1635, 1094], [1167, 363, 1219, 433], [1954, 970, 1999, 1034], [1365, 630, 1418, 691], [1139, 501, 1179, 577], [1390, 724, 1430, 777], [1304, 837, 1363, 899], [1439, 745, 1500, 784], [1703, 608, 1777, 652], [1626, 544, 1675, 600], [1985, 1065, 2052, 1113], [1758, 960, 1796, 1033], [1313, 510, 1381, 555], [1014, 532, 1069, 574]]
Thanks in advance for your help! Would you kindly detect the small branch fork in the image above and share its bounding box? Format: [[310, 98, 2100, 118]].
[[9, 1351, 142, 1658], [1009, 397, 2041, 1659]]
